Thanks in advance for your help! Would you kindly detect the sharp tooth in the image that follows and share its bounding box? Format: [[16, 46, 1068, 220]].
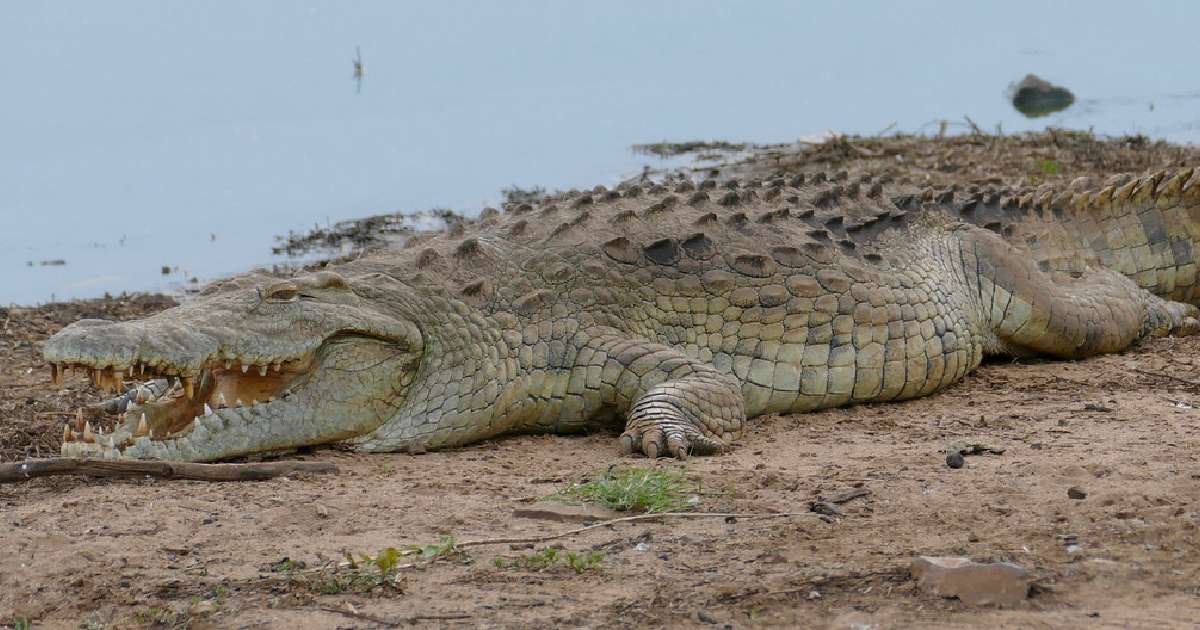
[[241, 363, 249, 373], [225, 360, 232, 370], [51, 363, 60, 386], [135, 414, 149, 437], [82, 421, 95, 443], [203, 403, 214, 416], [74, 408, 85, 432], [183, 376, 194, 399], [258, 365, 268, 376], [113, 370, 124, 392], [235, 399, 244, 407], [217, 393, 228, 408], [63, 424, 73, 442], [272, 362, 281, 373]]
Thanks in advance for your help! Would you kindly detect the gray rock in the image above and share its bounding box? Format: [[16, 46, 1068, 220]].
[[1067, 486, 1087, 500], [1011, 74, 1075, 118], [910, 556, 1030, 606]]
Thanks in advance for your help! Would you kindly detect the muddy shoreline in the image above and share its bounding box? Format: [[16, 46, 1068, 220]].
[[3, 130, 1200, 628]]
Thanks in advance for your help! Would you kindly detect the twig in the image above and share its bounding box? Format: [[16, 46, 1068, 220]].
[[319, 605, 469, 627], [457, 511, 825, 548], [964, 115, 983, 136], [0, 457, 338, 484], [824, 487, 871, 504], [1129, 367, 1200, 388], [1051, 374, 1096, 389]]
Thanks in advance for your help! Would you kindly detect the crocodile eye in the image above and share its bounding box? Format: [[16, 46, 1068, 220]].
[[264, 282, 301, 303]]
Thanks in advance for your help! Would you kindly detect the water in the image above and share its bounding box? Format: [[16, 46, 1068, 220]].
[[3, 1, 1199, 305]]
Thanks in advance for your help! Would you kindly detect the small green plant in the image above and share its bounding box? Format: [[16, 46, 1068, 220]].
[[553, 467, 696, 513], [1036, 158, 1060, 175], [12, 620, 31, 630], [495, 547, 604, 573], [131, 607, 177, 626], [398, 536, 462, 561], [299, 539, 462, 594], [265, 557, 306, 573]]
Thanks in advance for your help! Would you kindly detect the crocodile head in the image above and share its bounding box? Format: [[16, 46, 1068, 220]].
[[43, 271, 423, 461]]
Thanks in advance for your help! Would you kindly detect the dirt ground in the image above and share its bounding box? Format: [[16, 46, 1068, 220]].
[[3, 131, 1200, 629]]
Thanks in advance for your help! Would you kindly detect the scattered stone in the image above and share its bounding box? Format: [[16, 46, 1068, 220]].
[[1067, 486, 1088, 500], [1010, 74, 1075, 118], [512, 504, 621, 524], [190, 600, 217, 615], [910, 556, 1030, 606], [946, 449, 965, 469], [958, 444, 1006, 456], [314, 503, 330, 518], [810, 500, 844, 516]]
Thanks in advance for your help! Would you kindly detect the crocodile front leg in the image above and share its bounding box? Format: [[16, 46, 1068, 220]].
[[576, 331, 745, 459]]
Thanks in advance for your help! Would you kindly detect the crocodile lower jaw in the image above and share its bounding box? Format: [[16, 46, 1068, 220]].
[[54, 355, 313, 460]]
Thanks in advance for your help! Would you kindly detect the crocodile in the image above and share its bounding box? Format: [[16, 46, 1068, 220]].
[[42, 167, 1200, 461]]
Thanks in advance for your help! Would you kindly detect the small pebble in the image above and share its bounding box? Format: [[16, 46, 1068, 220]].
[[946, 450, 965, 469], [1067, 486, 1087, 500]]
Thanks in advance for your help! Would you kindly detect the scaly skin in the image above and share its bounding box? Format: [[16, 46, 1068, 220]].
[[43, 168, 1200, 461]]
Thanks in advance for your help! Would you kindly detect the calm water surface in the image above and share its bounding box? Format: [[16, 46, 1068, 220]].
[[4, 1, 1199, 304]]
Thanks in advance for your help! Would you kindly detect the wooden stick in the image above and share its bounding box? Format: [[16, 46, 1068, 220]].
[[319, 606, 469, 627], [1129, 367, 1200, 388], [0, 457, 338, 483], [456, 511, 825, 548]]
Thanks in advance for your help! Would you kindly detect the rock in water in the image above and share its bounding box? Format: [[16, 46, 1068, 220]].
[[1011, 74, 1075, 118], [910, 556, 1030, 606]]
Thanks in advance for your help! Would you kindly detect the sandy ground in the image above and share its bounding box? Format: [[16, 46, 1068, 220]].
[[3, 132, 1200, 628], [1, 296, 1198, 629]]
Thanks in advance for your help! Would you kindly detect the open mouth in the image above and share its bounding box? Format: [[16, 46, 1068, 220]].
[[50, 354, 313, 459]]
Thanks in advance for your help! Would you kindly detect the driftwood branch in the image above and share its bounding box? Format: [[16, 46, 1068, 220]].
[[457, 511, 826, 548], [0, 457, 338, 484], [319, 605, 469, 627], [1129, 367, 1200, 388]]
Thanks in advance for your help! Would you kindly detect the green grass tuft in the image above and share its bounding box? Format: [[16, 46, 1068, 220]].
[[553, 467, 696, 513], [1036, 158, 1061, 175]]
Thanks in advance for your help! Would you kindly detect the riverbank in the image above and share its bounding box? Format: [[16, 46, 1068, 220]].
[[3, 130, 1199, 628]]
